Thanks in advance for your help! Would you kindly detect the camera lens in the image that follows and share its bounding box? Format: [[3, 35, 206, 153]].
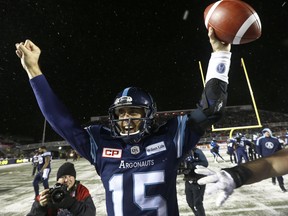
[[51, 190, 65, 203], [49, 183, 67, 203]]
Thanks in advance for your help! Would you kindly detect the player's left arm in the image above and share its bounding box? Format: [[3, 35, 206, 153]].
[[187, 28, 231, 133]]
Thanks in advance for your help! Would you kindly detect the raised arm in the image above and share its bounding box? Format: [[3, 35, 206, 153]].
[[15, 40, 93, 162], [188, 27, 231, 133]]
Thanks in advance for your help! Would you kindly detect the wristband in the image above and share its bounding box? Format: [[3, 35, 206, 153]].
[[206, 51, 231, 84], [222, 165, 253, 188]]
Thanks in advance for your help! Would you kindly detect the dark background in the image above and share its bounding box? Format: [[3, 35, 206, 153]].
[[0, 0, 287, 142]]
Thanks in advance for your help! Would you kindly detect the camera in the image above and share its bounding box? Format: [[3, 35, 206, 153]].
[[177, 158, 195, 175], [49, 183, 68, 203]]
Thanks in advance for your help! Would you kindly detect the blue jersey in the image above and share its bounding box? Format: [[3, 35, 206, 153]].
[[30, 75, 202, 216], [256, 136, 282, 157], [37, 151, 52, 171], [227, 138, 236, 154], [238, 137, 250, 149], [210, 140, 219, 149]]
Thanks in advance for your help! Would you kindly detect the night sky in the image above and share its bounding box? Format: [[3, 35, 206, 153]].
[[1, 0, 288, 142]]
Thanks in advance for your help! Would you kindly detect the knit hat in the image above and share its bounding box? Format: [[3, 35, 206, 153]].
[[57, 162, 76, 180], [262, 128, 272, 136]]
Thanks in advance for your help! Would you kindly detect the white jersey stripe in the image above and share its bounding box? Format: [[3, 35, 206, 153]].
[[174, 115, 188, 158]]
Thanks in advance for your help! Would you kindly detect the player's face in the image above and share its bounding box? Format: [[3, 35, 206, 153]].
[[57, 175, 76, 190], [116, 107, 145, 135], [264, 131, 271, 137]]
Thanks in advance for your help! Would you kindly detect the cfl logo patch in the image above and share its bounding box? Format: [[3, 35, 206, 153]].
[[102, 148, 122, 158]]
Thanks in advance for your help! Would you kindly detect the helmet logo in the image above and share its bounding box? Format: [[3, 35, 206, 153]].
[[131, 146, 140, 155], [114, 96, 132, 105]]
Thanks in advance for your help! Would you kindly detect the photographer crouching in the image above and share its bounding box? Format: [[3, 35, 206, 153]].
[[178, 147, 208, 216], [27, 162, 96, 216]]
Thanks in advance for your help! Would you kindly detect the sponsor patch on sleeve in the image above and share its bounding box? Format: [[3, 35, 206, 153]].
[[102, 148, 122, 158]]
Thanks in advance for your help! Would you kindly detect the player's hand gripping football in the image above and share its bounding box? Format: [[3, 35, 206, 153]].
[[208, 27, 231, 53], [195, 165, 236, 207]]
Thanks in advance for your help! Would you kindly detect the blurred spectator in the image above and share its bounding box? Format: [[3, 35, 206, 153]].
[[27, 162, 96, 216]]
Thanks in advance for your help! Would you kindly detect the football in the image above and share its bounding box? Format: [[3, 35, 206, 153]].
[[204, 0, 262, 44]]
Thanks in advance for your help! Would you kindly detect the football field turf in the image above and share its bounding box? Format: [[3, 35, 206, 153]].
[[1, 150, 287, 216]]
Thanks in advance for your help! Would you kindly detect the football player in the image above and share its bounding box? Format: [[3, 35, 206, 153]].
[[33, 146, 52, 200], [195, 129, 288, 207], [256, 128, 287, 192], [16, 27, 231, 216]]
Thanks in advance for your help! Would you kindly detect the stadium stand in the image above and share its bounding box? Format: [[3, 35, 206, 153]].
[[1, 105, 287, 165]]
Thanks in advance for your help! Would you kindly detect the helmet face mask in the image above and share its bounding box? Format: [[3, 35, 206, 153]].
[[116, 107, 145, 136], [108, 87, 157, 143]]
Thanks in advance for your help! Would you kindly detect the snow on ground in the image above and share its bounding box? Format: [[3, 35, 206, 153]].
[[0, 149, 288, 216]]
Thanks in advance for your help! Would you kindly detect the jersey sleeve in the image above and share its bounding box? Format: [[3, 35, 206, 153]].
[[29, 75, 94, 163], [167, 116, 202, 159]]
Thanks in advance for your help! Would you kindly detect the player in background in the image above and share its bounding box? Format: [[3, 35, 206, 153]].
[[178, 147, 208, 216], [33, 146, 52, 200], [246, 134, 257, 161], [226, 138, 237, 164], [234, 133, 249, 165], [277, 135, 285, 148], [285, 131, 288, 146], [195, 148, 288, 207], [252, 132, 261, 159], [210, 138, 225, 163], [31, 150, 39, 176], [252, 133, 259, 144], [256, 128, 287, 192], [15, 27, 231, 216]]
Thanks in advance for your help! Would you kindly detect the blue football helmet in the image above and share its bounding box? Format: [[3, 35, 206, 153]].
[[108, 87, 157, 143]]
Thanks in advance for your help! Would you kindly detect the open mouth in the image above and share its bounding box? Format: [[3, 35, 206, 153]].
[[120, 125, 140, 136], [124, 125, 134, 132], [118, 118, 141, 136]]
